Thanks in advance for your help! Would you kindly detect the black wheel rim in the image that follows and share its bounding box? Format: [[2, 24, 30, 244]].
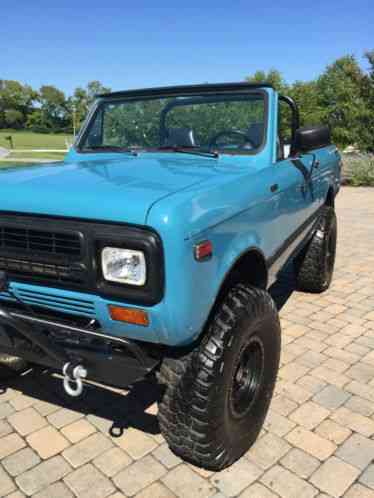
[[230, 337, 264, 419]]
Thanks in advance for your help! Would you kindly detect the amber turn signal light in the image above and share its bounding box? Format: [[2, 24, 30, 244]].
[[108, 305, 149, 327]]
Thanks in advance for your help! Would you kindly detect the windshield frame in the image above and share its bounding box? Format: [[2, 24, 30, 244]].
[[75, 88, 269, 157]]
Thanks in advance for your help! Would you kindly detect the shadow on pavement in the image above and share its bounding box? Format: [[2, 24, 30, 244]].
[[269, 261, 297, 311]]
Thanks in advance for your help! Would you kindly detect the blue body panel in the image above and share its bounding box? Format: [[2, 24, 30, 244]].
[[0, 88, 341, 346]]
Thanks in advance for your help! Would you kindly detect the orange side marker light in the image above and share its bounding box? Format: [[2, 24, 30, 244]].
[[109, 305, 149, 327]]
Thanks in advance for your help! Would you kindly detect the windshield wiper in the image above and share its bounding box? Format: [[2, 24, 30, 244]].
[[83, 145, 139, 156], [157, 146, 219, 159]]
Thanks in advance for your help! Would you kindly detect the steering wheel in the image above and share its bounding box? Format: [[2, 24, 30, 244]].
[[208, 129, 256, 149]]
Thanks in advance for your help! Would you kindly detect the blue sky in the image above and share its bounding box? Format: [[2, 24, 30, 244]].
[[1, 0, 373, 96]]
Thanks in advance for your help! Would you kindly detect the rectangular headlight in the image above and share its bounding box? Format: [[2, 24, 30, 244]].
[[101, 247, 146, 286]]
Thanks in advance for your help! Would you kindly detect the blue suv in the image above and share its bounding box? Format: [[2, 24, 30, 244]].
[[0, 83, 340, 469]]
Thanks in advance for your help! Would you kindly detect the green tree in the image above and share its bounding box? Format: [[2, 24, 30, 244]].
[[316, 55, 371, 149], [38, 85, 68, 131], [4, 109, 24, 128], [0, 80, 37, 128], [86, 80, 111, 105], [288, 80, 324, 126], [67, 81, 111, 134], [245, 69, 288, 93], [362, 50, 374, 151]]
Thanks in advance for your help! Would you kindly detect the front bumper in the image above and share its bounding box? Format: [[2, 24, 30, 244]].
[[0, 281, 166, 344], [0, 301, 160, 389]]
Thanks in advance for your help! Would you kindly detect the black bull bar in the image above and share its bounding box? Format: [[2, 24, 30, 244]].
[[0, 304, 159, 395]]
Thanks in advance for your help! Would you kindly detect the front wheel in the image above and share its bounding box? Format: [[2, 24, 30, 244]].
[[157, 284, 281, 470]]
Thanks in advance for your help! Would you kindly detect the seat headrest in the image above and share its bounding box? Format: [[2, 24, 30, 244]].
[[247, 123, 264, 148], [164, 128, 196, 148]]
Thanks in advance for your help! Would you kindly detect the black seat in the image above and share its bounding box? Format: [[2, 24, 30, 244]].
[[247, 123, 264, 148], [164, 128, 196, 147]]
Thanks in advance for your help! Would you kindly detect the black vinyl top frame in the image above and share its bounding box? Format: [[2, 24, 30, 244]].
[[96, 82, 274, 100]]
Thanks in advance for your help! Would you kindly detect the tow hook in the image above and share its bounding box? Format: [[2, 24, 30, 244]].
[[62, 362, 88, 397]]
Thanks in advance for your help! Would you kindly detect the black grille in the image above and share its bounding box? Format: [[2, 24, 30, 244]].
[[0, 227, 81, 256], [0, 256, 85, 284], [0, 218, 86, 288]]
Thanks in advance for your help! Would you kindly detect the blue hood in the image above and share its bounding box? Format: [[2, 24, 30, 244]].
[[0, 153, 222, 225]]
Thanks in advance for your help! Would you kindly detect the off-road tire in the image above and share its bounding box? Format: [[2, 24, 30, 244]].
[[0, 354, 29, 380], [157, 284, 281, 470], [295, 205, 337, 293]]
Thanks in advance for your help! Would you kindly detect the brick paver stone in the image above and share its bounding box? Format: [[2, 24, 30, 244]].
[[47, 408, 84, 429], [246, 433, 290, 470], [312, 385, 351, 410], [330, 406, 374, 437], [64, 463, 115, 498], [0, 418, 12, 437], [15, 455, 71, 495], [134, 481, 177, 498], [345, 484, 374, 498], [5, 492, 26, 498], [153, 443, 182, 469], [0, 401, 15, 418], [93, 446, 132, 477], [27, 425, 70, 459], [315, 419, 352, 445], [62, 432, 113, 468], [239, 482, 279, 498], [33, 481, 74, 498], [162, 464, 216, 498], [8, 407, 47, 436], [2, 447, 40, 476], [210, 458, 263, 497], [263, 410, 296, 437], [310, 456, 361, 498], [60, 418, 96, 443], [360, 465, 374, 491], [289, 401, 330, 429], [336, 433, 374, 470], [280, 448, 320, 479], [286, 426, 337, 460], [344, 395, 374, 416], [114, 454, 167, 496], [260, 464, 318, 498], [0, 432, 26, 459], [113, 426, 158, 459], [0, 465, 16, 496]]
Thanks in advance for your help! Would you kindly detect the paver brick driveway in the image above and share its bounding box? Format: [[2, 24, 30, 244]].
[[0, 186, 374, 498]]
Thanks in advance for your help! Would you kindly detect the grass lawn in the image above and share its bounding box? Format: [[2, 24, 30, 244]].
[[0, 162, 32, 168], [0, 129, 73, 150], [5, 151, 66, 161]]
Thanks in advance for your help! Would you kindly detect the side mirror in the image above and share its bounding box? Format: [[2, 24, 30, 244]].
[[294, 125, 331, 153]]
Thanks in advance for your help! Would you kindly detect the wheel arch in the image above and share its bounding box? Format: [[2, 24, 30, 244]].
[[201, 247, 268, 338]]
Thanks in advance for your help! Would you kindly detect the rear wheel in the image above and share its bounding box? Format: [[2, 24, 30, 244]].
[[295, 205, 337, 293], [157, 284, 281, 470], [0, 354, 29, 380]]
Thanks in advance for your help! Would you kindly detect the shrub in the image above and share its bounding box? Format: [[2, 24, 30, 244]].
[[342, 153, 374, 186]]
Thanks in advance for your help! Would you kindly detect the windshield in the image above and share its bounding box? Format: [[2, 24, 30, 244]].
[[79, 92, 266, 155]]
